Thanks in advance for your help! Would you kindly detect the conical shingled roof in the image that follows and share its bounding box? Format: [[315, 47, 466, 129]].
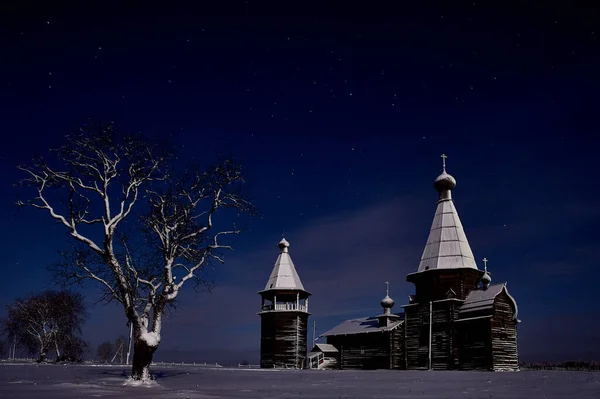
[[263, 238, 306, 291], [417, 157, 478, 273]]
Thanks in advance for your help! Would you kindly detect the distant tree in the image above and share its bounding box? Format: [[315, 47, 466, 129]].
[[97, 341, 114, 363], [114, 334, 126, 363], [2, 290, 87, 362], [59, 335, 88, 363], [17, 121, 256, 380], [0, 340, 5, 358]]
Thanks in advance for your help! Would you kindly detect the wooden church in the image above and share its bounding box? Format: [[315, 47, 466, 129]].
[[258, 238, 310, 368], [319, 156, 521, 371]]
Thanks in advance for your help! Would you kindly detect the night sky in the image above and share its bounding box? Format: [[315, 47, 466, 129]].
[[1, 2, 599, 364]]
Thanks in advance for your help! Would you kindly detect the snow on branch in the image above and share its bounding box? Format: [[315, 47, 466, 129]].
[[16, 121, 256, 379]]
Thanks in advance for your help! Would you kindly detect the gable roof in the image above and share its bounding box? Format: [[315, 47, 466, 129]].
[[458, 283, 518, 319], [417, 198, 478, 272], [320, 314, 404, 337]]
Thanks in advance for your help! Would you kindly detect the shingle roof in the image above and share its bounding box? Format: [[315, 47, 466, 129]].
[[458, 283, 518, 319], [312, 343, 339, 353], [320, 315, 404, 337], [417, 198, 478, 272], [263, 239, 306, 292]]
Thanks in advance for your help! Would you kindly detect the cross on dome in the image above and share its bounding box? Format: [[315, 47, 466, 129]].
[[441, 153, 447, 172]]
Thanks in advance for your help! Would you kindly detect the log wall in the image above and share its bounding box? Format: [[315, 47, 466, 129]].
[[457, 318, 492, 370], [408, 269, 482, 302], [491, 292, 519, 371], [405, 300, 460, 370], [390, 324, 406, 369], [327, 328, 404, 370], [260, 312, 308, 369]]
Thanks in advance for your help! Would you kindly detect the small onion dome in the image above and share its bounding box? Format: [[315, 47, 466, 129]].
[[278, 238, 290, 252], [434, 170, 457, 192], [381, 295, 395, 309], [481, 271, 492, 287]]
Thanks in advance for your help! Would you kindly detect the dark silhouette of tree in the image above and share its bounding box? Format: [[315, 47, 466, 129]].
[[2, 290, 87, 362], [97, 341, 114, 363], [17, 121, 256, 380]]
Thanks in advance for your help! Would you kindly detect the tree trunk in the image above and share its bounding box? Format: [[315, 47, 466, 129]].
[[54, 339, 61, 361], [38, 345, 48, 363], [131, 336, 158, 380]]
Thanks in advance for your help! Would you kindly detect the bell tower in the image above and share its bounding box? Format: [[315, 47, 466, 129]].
[[258, 238, 311, 369]]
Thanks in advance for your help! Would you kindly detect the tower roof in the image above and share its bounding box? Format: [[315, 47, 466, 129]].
[[416, 155, 478, 273], [262, 238, 307, 292]]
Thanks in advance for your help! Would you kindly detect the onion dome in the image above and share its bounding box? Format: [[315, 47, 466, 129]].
[[481, 271, 491, 287], [381, 295, 395, 309], [434, 154, 456, 201], [481, 257, 492, 290], [434, 170, 457, 192], [381, 281, 395, 314], [278, 237, 290, 253]]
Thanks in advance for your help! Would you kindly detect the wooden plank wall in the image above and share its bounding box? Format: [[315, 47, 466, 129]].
[[260, 312, 308, 368], [430, 301, 453, 370], [491, 292, 519, 371], [327, 332, 391, 370], [410, 269, 481, 302], [457, 318, 492, 370], [405, 304, 428, 370], [390, 324, 406, 369], [405, 301, 456, 370]]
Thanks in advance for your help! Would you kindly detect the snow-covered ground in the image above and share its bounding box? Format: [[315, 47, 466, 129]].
[[1, 363, 599, 398]]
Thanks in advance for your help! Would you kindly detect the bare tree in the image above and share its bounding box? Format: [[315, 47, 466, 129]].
[[2, 290, 87, 362], [17, 121, 255, 380], [97, 341, 114, 363]]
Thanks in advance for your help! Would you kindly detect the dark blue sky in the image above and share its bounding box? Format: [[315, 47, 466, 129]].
[[1, 1, 599, 364]]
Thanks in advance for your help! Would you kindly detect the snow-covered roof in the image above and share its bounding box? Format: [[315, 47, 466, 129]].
[[458, 283, 518, 319], [311, 343, 339, 353], [262, 238, 306, 292], [320, 315, 404, 337], [416, 165, 478, 273]]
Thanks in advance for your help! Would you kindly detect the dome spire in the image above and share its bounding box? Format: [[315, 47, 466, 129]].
[[434, 153, 456, 202], [414, 154, 478, 273], [481, 257, 492, 290], [278, 237, 290, 253], [381, 281, 395, 315]]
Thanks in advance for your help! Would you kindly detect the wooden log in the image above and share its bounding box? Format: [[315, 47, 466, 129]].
[[260, 312, 308, 369], [491, 291, 519, 371]]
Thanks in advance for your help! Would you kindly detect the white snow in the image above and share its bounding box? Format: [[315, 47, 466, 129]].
[[123, 376, 160, 388], [2, 363, 600, 398], [141, 331, 160, 347]]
